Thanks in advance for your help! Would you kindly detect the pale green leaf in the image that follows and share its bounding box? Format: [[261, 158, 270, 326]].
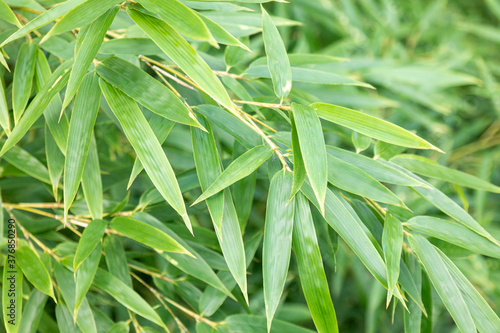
[[0, 0, 21, 27], [382, 214, 403, 307], [16, 245, 54, 299], [2, 256, 22, 333], [12, 41, 37, 123], [74, 219, 108, 271], [81, 136, 103, 220], [18, 289, 48, 333], [75, 243, 101, 318]]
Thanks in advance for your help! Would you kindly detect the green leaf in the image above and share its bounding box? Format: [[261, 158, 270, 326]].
[[109, 216, 192, 256], [382, 214, 403, 307], [103, 235, 132, 287], [75, 243, 101, 318], [35, 50, 69, 154], [352, 132, 371, 153], [74, 219, 108, 271], [292, 103, 327, 213], [100, 79, 192, 232], [232, 140, 257, 229], [97, 56, 201, 128], [12, 41, 37, 123], [198, 13, 250, 50], [99, 38, 162, 55], [408, 235, 476, 333], [391, 154, 500, 193], [0, 59, 73, 157], [45, 124, 64, 201], [288, 111, 306, 201], [0, 0, 21, 27], [16, 245, 54, 299], [262, 5, 291, 100], [136, 0, 216, 43], [439, 249, 500, 333], [127, 115, 175, 189], [406, 216, 500, 258], [0, 0, 86, 47], [43, 0, 121, 41], [62, 7, 118, 110], [93, 268, 166, 329], [3, 256, 23, 333], [312, 103, 441, 151], [327, 154, 402, 206], [292, 192, 338, 333], [263, 170, 295, 331], [2, 144, 51, 184], [222, 315, 315, 333], [18, 289, 48, 333], [107, 322, 130, 333], [195, 104, 261, 149], [64, 72, 101, 219], [0, 69, 10, 135], [326, 146, 425, 187], [81, 136, 103, 220], [127, 7, 236, 112], [192, 145, 273, 205], [55, 305, 79, 333]]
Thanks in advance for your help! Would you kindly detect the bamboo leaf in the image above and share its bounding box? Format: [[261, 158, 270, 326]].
[[45, 124, 64, 201], [223, 315, 315, 333], [96, 56, 201, 128], [192, 145, 273, 205], [93, 268, 166, 329], [12, 41, 37, 123], [0, 59, 73, 157], [262, 5, 291, 100], [293, 192, 338, 333], [439, 249, 500, 333], [74, 219, 108, 271], [0, 0, 21, 27], [0, 68, 10, 135], [312, 103, 441, 151], [289, 111, 306, 201], [408, 235, 476, 333], [406, 216, 500, 258], [81, 136, 103, 219], [232, 140, 257, 230], [35, 50, 69, 154], [391, 154, 500, 193], [352, 132, 371, 153], [136, 0, 216, 43], [109, 216, 192, 256], [2, 144, 51, 185], [55, 305, 79, 333], [75, 244, 101, 318], [198, 13, 250, 50], [2, 256, 23, 333], [103, 235, 132, 287], [127, 7, 236, 112], [62, 7, 118, 109], [99, 79, 192, 232], [382, 214, 403, 307], [64, 72, 101, 219], [0, 0, 87, 47], [18, 289, 48, 333], [292, 103, 327, 213], [263, 170, 295, 331], [16, 245, 54, 299], [43, 0, 122, 41]]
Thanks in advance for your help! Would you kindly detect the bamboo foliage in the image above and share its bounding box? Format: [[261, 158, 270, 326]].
[[0, 1, 499, 332]]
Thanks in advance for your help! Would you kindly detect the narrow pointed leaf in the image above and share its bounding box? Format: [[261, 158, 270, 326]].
[[64, 73, 101, 218], [136, 0, 215, 43], [35, 50, 69, 154], [12, 41, 37, 123], [3, 256, 22, 333], [293, 192, 338, 333], [312, 103, 440, 151], [103, 235, 132, 287], [0, 0, 21, 27], [0, 59, 73, 156], [93, 268, 166, 328], [97, 56, 201, 128], [109, 216, 192, 256], [406, 216, 500, 258], [289, 112, 306, 200], [232, 140, 257, 230], [45, 124, 64, 201], [44, 0, 121, 40], [223, 315, 315, 333], [55, 305, 79, 333], [75, 244, 101, 318], [0, 70, 10, 135], [292, 103, 327, 213], [408, 235, 476, 333], [127, 8, 236, 112], [16, 245, 54, 299], [81, 136, 103, 219], [100, 79, 191, 231], [263, 171, 295, 331], [262, 5, 291, 99], [199, 13, 250, 49], [62, 7, 118, 109], [391, 154, 500, 193], [18, 289, 48, 333], [193, 145, 273, 205], [74, 219, 108, 271], [2, 144, 51, 184], [439, 249, 500, 333], [382, 214, 403, 306], [0, 0, 87, 47]]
